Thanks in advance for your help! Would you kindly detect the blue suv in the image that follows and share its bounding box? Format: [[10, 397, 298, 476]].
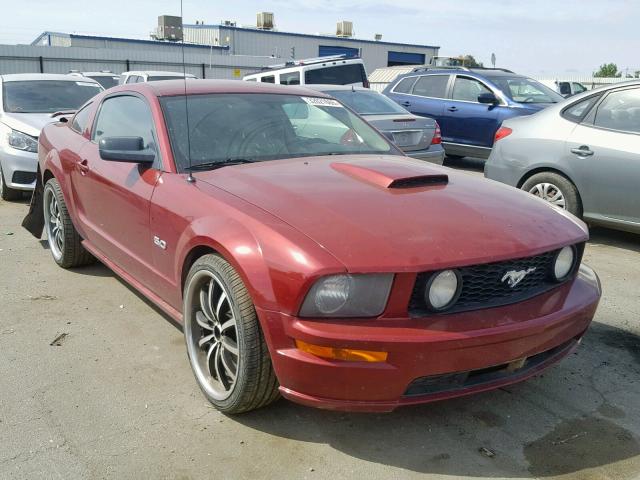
[[383, 67, 564, 159]]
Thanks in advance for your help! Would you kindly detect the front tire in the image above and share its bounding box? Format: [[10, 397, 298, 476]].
[[43, 178, 95, 268], [183, 254, 279, 414], [0, 164, 22, 201], [521, 172, 583, 218]]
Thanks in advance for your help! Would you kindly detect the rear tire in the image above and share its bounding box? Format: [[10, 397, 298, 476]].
[[183, 254, 280, 414], [43, 178, 95, 268], [521, 172, 582, 217], [0, 164, 22, 201]]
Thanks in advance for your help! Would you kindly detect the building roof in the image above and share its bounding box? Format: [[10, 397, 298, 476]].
[[31, 31, 230, 51], [185, 23, 440, 50]]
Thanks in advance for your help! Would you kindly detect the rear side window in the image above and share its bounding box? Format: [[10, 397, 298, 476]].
[[593, 88, 640, 133], [412, 75, 449, 98], [280, 72, 300, 85], [71, 103, 92, 133], [261, 76, 275, 84], [572, 83, 587, 94], [304, 64, 367, 85], [562, 95, 601, 123], [393, 77, 417, 94], [559, 82, 571, 96]]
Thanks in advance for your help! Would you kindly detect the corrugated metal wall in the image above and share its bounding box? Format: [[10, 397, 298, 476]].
[[184, 26, 439, 73], [0, 43, 281, 79]]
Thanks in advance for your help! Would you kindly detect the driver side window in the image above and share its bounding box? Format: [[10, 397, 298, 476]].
[[93, 95, 160, 163], [452, 76, 492, 103]]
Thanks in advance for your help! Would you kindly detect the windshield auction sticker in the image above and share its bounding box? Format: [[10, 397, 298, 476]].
[[301, 97, 343, 108]]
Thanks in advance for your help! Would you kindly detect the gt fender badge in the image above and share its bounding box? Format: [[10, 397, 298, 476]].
[[153, 236, 167, 250], [502, 267, 536, 288]]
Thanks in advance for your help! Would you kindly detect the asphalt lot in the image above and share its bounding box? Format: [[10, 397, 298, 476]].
[[1, 159, 639, 480]]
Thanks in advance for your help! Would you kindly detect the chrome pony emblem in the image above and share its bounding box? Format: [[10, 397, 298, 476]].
[[501, 267, 536, 288]]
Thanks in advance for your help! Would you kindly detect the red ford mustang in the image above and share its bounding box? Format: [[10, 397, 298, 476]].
[[24, 80, 601, 413]]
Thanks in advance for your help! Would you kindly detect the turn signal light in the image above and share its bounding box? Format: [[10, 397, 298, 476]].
[[295, 339, 388, 362], [494, 126, 513, 143]]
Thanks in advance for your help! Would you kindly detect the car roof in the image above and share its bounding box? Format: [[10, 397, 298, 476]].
[[0, 73, 101, 83], [110, 79, 334, 97], [303, 84, 371, 93], [122, 71, 195, 77]]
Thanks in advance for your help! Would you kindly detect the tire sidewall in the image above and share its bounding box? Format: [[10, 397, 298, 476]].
[[183, 255, 252, 412], [522, 173, 582, 217]]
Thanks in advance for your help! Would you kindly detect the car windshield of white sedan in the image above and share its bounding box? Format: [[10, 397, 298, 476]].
[[327, 89, 408, 115], [2, 80, 103, 113], [491, 77, 564, 104], [160, 93, 396, 171]]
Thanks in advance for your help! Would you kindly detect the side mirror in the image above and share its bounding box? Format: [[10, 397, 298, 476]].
[[98, 137, 155, 164], [478, 92, 499, 105]]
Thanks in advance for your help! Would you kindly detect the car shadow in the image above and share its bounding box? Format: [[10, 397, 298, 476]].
[[589, 227, 640, 253], [443, 156, 485, 173], [233, 321, 640, 478]]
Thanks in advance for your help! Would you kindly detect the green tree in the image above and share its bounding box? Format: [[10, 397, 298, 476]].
[[594, 63, 621, 78], [458, 54, 484, 68]]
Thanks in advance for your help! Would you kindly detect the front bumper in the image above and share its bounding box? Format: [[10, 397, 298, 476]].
[[258, 264, 601, 412], [404, 145, 445, 165], [0, 144, 37, 191]]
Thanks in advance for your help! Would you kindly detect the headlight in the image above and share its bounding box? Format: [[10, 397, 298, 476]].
[[8, 130, 38, 153], [425, 269, 461, 311], [299, 273, 394, 318], [553, 246, 576, 281]]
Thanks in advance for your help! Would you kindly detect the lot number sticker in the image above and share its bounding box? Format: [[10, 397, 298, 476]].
[[302, 97, 343, 108]]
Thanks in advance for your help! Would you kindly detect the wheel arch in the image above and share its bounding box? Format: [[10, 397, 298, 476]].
[[517, 165, 577, 190]]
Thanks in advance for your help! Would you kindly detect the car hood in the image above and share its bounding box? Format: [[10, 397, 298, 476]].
[[0, 112, 57, 137], [196, 155, 588, 271]]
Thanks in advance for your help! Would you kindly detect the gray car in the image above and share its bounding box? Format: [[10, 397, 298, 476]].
[[305, 85, 445, 164], [0, 74, 103, 200], [485, 80, 640, 234]]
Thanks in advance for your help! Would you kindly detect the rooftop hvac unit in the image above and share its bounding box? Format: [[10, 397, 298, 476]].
[[157, 15, 183, 42], [336, 21, 353, 38], [222, 20, 237, 27], [374, 33, 383, 41], [257, 12, 274, 30]]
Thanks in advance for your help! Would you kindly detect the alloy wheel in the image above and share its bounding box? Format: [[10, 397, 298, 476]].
[[528, 182, 566, 209], [44, 186, 64, 260], [184, 270, 240, 401]]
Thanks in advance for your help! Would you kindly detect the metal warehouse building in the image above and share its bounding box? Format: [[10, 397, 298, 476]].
[[0, 14, 439, 78], [183, 17, 439, 73]]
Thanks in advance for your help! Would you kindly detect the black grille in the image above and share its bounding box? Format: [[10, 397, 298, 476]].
[[409, 245, 583, 316], [11, 171, 37, 185]]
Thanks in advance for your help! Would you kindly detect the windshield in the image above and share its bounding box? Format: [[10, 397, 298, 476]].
[[490, 76, 564, 104], [2, 80, 102, 113], [328, 89, 408, 115], [160, 93, 397, 171], [89, 76, 119, 89]]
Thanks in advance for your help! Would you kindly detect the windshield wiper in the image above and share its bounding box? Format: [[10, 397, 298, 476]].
[[185, 158, 256, 171]]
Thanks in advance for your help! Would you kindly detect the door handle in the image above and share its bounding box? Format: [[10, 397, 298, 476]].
[[77, 159, 90, 175], [447, 106, 458, 112], [570, 146, 594, 157], [401, 101, 411, 107]]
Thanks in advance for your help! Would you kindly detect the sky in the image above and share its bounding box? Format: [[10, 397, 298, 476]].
[[0, 0, 638, 76]]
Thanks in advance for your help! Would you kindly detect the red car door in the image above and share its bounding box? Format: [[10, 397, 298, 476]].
[[72, 93, 161, 281]]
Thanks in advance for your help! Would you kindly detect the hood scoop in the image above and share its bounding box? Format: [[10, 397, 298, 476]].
[[331, 161, 448, 189]]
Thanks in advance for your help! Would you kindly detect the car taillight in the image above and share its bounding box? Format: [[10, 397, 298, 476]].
[[494, 126, 512, 143], [431, 122, 442, 145]]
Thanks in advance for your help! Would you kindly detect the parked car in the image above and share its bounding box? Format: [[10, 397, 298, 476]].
[[303, 85, 444, 164], [119, 70, 196, 84], [485, 81, 640, 234], [0, 74, 103, 200], [68, 70, 120, 89], [24, 80, 600, 414], [539, 79, 588, 97], [243, 55, 369, 87], [383, 67, 565, 159]]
